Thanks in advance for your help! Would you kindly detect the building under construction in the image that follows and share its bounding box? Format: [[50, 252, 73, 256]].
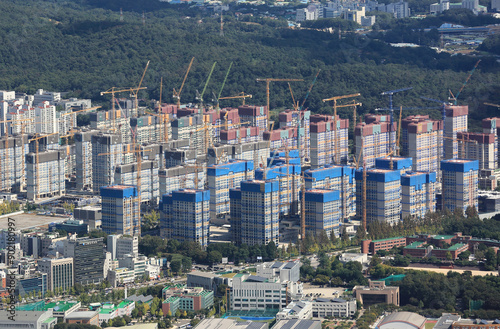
[[0, 135, 26, 193], [444, 105, 468, 160], [114, 160, 160, 204], [230, 180, 280, 246], [310, 114, 349, 168], [26, 150, 66, 201], [355, 115, 396, 169], [304, 165, 356, 220], [441, 159, 479, 214], [401, 115, 443, 174], [91, 133, 123, 193], [401, 171, 437, 219], [159, 189, 210, 248], [304, 189, 341, 238], [355, 168, 401, 225], [207, 160, 254, 224]]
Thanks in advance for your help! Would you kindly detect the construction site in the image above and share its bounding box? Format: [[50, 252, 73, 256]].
[[0, 58, 496, 246]]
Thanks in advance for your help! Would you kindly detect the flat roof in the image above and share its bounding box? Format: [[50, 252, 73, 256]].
[[65, 311, 98, 319]]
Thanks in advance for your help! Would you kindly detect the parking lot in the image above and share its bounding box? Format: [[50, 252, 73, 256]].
[[0, 213, 66, 230]]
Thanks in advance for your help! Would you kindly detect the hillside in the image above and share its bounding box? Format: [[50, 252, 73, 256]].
[[1, 0, 500, 129]]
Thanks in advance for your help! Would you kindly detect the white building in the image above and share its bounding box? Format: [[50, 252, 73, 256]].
[[296, 4, 322, 21], [107, 234, 139, 260], [231, 274, 289, 312], [0, 310, 57, 329], [33, 89, 61, 106], [312, 298, 357, 318], [276, 301, 313, 320]]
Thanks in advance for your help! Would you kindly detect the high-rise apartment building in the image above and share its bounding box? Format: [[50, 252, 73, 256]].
[[0, 135, 26, 192], [238, 105, 268, 137], [304, 189, 341, 238], [230, 180, 280, 246], [444, 106, 468, 160], [91, 133, 123, 193], [310, 114, 349, 168], [207, 160, 254, 223], [304, 165, 356, 220], [401, 172, 437, 219], [75, 130, 98, 191], [114, 160, 160, 203], [101, 185, 140, 236], [401, 115, 443, 173], [355, 115, 396, 168], [26, 150, 66, 201], [160, 189, 210, 248], [457, 132, 497, 170], [37, 257, 74, 292], [441, 159, 479, 214], [374, 157, 413, 176], [355, 169, 401, 225]]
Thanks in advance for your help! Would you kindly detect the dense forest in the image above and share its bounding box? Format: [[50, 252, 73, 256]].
[[1, 1, 500, 129]]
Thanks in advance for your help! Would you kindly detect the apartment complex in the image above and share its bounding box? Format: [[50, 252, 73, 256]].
[[374, 157, 413, 176], [401, 115, 443, 173], [101, 185, 140, 236], [207, 160, 254, 223], [26, 150, 66, 201], [401, 171, 437, 218], [230, 180, 280, 246], [304, 189, 341, 238], [441, 159, 479, 213], [310, 114, 349, 168], [279, 109, 311, 159], [160, 189, 210, 248], [355, 169, 401, 225]]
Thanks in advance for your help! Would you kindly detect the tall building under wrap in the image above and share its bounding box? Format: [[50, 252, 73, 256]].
[[160, 189, 210, 248], [355, 115, 396, 169], [441, 159, 479, 214], [207, 160, 254, 223], [304, 165, 356, 220], [355, 169, 401, 225], [91, 133, 123, 193], [230, 180, 279, 246], [401, 171, 437, 218], [304, 189, 341, 238], [444, 105, 468, 160], [101, 185, 140, 236]]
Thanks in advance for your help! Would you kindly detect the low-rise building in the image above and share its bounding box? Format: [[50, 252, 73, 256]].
[[452, 319, 500, 329], [276, 301, 313, 320], [161, 284, 214, 316], [195, 318, 268, 329], [65, 310, 99, 326], [353, 280, 399, 306], [361, 237, 407, 255], [273, 319, 322, 329], [0, 310, 57, 329], [311, 297, 357, 318]]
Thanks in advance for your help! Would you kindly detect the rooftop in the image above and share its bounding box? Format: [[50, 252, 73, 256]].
[[371, 236, 405, 243]]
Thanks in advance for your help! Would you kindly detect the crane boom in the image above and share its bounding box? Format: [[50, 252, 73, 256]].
[[452, 59, 481, 105], [199, 62, 217, 106], [173, 57, 195, 108]]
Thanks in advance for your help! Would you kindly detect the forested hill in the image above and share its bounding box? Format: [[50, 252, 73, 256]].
[[1, 0, 500, 129]]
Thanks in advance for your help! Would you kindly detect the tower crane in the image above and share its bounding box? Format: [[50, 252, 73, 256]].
[[214, 62, 233, 114], [322, 93, 361, 164], [61, 105, 102, 129], [296, 70, 320, 167], [380, 87, 412, 155], [256, 78, 304, 128], [196, 62, 217, 108], [219, 92, 252, 106], [449, 59, 481, 105], [484, 102, 500, 108], [28, 132, 59, 200], [101, 87, 146, 132], [173, 57, 195, 109], [130, 60, 150, 115]]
